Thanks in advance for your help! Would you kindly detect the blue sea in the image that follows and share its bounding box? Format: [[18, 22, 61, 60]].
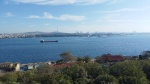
[[0, 34, 150, 63]]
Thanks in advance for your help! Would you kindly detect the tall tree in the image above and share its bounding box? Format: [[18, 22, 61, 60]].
[[62, 64, 87, 81], [84, 56, 91, 63], [1, 72, 18, 83], [60, 52, 75, 62], [84, 63, 105, 79], [94, 74, 118, 84], [141, 51, 150, 59]]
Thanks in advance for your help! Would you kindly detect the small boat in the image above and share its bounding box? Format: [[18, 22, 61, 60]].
[[40, 39, 58, 43]]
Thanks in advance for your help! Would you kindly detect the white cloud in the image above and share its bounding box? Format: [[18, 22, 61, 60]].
[[27, 12, 85, 21], [44, 23, 50, 26], [107, 0, 124, 5], [98, 8, 147, 13], [6, 12, 13, 17], [27, 15, 41, 18], [95, 7, 150, 23], [105, 14, 120, 20], [10, 0, 124, 5], [43, 12, 53, 19], [27, 12, 53, 19], [57, 14, 85, 21]]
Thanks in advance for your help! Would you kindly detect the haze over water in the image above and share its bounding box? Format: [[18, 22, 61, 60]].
[[0, 34, 150, 63]]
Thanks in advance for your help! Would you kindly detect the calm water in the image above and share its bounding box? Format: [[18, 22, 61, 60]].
[[0, 34, 150, 63]]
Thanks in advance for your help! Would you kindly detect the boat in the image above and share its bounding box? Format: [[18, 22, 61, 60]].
[[40, 39, 58, 43]]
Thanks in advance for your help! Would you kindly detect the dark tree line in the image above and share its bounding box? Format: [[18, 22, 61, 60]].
[[1, 60, 150, 84]]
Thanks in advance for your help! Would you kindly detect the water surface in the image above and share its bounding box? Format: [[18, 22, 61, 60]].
[[0, 34, 150, 63]]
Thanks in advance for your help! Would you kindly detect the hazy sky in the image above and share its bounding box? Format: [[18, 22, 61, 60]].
[[1, 0, 150, 33]]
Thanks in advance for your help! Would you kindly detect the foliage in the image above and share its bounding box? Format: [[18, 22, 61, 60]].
[[62, 64, 87, 80], [74, 78, 91, 84], [20, 70, 37, 84], [77, 57, 83, 62], [84, 56, 91, 63], [140, 50, 150, 59], [94, 74, 118, 84], [1, 72, 18, 83], [37, 64, 54, 74], [142, 63, 150, 80], [60, 52, 76, 62], [110, 62, 146, 78], [39, 72, 72, 84], [119, 76, 148, 84], [110, 61, 149, 84], [95, 54, 111, 63], [77, 56, 91, 63], [56, 59, 63, 64], [1, 55, 150, 84], [84, 62, 105, 79]]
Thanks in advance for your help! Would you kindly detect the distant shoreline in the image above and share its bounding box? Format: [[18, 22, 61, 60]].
[[0, 32, 133, 39]]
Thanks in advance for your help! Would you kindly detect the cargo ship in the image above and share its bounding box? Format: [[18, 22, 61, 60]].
[[40, 39, 58, 43]]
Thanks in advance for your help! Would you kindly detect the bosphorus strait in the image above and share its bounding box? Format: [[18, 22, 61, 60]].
[[0, 34, 150, 63]]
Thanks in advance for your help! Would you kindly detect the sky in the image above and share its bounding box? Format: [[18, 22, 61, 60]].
[[0, 0, 150, 33]]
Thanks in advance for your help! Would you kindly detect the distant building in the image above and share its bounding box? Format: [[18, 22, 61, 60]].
[[96, 54, 125, 66], [104, 54, 123, 62], [53, 62, 75, 68], [90, 59, 96, 62], [0, 62, 20, 73], [21, 63, 40, 71], [20, 61, 52, 71], [97, 54, 124, 63]]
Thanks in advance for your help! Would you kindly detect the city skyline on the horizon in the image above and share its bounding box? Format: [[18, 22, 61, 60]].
[[1, 0, 150, 33]]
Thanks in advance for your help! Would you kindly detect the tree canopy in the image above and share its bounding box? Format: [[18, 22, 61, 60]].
[[60, 52, 76, 62], [1, 55, 150, 84]]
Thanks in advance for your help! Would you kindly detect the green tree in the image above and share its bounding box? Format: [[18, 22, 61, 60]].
[[110, 62, 148, 83], [0, 81, 3, 84], [74, 78, 90, 84], [63, 64, 87, 81], [56, 59, 63, 64], [84, 62, 105, 79], [141, 51, 150, 59], [142, 64, 150, 80], [119, 76, 148, 84], [94, 74, 118, 84], [77, 56, 84, 62], [16, 72, 24, 83], [37, 63, 54, 74], [110, 62, 146, 78], [77, 56, 91, 63], [84, 56, 91, 63], [139, 55, 143, 60], [60, 52, 75, 62], [39, 73, 72, 84], [21, 70, 36, 84], [1, 72, 18, 84]]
